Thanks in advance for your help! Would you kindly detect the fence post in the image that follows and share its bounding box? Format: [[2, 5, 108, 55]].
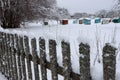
[[24, 36, 32, 80], [103, 43, 116, 80], [79, 43, 91, 80], [61, 41, 72, 80], [39, 38, 47, 80], [31, 38, 40, 80], [15, 34, 22, 80], [49, 40, 58, 80]]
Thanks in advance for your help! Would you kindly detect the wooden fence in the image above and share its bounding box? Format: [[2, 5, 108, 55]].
[[0, 32, 117, 80]]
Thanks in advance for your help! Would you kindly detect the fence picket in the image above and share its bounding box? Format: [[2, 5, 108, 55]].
[[39, 38, 47, 80], [24, 36, 32, 80], [61, 41, 72, 80], [19, 36, 27, 80], [7, 34, 14, 80], [103, 43, 116, 80], [79, 43, 91, 80], [15, 34, 22, 80], [0, 32, 4, 74], [4, 33, 10, 79], [11, 34, 18, 80], [31, 38, 40, 80], [3, 33, 7, 77], [0, 32, 2, 72], [1, 33, 5, 75], [49, 40, 58, 80], [5, 34, 11, 80], [10, 34, 15, 80]]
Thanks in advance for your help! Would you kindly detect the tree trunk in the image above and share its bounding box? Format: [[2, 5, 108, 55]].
[[0, 0, 21, 28]]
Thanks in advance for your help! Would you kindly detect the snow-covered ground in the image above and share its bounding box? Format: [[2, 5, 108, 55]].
[[0, 73, 7, 80], [0, 19, 120, 80]]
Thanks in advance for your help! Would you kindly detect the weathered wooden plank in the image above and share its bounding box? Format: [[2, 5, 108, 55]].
[[5, 33, 11, 79], [0, 32, 4, 73], [4, 33, 9, 78], [19, 36, 27, 80], [24, 36, 32, 80], [10, 34, 18, 80], [0, 32, 2, 72], [39, 38, 47, 80], [9, 34, 15, 80], [1, 32, 5, 75], [31, 38, 40, 80], [79, 43, 91, 80], [6, 34, 14, 80], [49, 40, 58, 80], [2, 33, 7, 76], [15, 34, 22, 80], [103, 43, 116, 80], [61, 41, 72, 80]]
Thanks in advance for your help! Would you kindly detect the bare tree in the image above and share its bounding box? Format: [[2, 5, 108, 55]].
[[113, 0, 120, 9], [0, 0, 24, 28], [56, 7, 71, 19], [95, 10, 108, 18], [0, 0, 58, 28], [106, 10, 119, 18]]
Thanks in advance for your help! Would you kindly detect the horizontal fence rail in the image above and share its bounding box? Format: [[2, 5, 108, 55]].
[[0, 32, 117, 80]]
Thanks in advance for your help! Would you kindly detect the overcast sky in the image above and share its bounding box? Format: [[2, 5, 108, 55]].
[[57, 0, 115, 14]]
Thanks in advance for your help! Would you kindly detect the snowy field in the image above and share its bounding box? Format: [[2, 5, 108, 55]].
[[0, 19, 120, 80]]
